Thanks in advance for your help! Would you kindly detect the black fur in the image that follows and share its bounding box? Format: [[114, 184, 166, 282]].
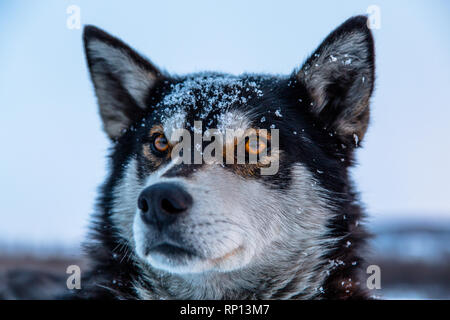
[[72, 15, 375, 300]]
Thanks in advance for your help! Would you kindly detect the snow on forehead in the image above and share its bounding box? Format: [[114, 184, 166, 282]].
[[216, 111, 251, 135], [156, 73, 263, 130]]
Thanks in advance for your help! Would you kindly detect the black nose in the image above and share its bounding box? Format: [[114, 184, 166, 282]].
[[137, 183, 193, 228]]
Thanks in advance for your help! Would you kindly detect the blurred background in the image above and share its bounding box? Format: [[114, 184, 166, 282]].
[[0, 0, 449, 299]]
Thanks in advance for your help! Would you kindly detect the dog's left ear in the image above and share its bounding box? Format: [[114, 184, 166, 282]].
[[83, 26, 164, 140], [296, 16, 375, 144]]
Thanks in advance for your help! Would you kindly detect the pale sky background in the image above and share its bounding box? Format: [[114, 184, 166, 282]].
[[0, 0, 449, 247]]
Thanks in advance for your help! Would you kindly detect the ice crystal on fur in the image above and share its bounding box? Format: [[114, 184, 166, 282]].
[[154, 73, 264, 131]]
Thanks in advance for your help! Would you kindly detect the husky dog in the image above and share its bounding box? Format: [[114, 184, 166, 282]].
[[76, 15, 375, 299]]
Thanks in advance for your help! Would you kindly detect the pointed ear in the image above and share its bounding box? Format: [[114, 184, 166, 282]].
[[296, 16, 375, 144], [83, 26, 164, 139]]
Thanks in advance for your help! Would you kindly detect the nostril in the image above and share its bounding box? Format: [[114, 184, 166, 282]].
[[138, 183, 192, 226], [138, 196, 149, 213], [161, 198, 186, 215]]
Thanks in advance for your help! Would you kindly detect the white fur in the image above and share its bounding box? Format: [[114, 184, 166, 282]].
[[88, 40, 156, 109]]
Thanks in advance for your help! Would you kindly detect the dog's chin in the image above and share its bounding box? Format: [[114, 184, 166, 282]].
[[135, 241, 250, 274], [133, 214, 252, 274]]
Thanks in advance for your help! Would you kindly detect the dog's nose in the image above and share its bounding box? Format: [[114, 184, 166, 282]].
[[137, 183, 192, 228]]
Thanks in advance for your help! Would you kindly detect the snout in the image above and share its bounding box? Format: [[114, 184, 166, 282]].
[[133, 178, 251, 273], [137, 182, 193, 230]]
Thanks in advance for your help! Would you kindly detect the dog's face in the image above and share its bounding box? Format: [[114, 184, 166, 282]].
[[84, 16, 374, 279]]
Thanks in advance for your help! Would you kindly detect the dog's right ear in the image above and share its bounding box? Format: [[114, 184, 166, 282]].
[[83, 26, 164, 140], [296, 16, 375, 145]]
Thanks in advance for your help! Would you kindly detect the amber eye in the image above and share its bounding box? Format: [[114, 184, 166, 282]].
[[152, 134, 169, 154], [245, 137, 267, 155]]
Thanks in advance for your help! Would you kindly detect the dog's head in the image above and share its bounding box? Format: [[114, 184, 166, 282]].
[[83, 16, 374, 280]]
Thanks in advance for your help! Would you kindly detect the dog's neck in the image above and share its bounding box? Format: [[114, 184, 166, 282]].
[[132, 247, 334, 299]]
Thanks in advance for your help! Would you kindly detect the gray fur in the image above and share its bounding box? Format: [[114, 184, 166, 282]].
[[111, 110, 340, 298], [80, 16, 375, 300]]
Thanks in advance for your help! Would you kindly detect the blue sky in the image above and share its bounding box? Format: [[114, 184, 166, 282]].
[[1, 0, 449, 246]]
